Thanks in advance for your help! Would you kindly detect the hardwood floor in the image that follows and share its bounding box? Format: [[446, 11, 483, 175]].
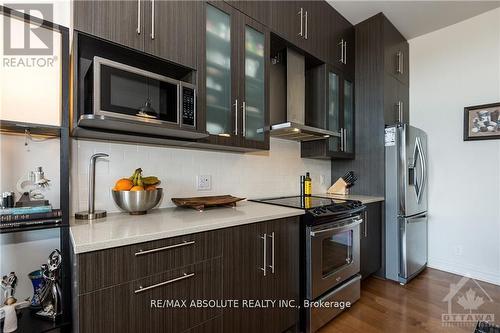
[[319, 268, 500, 333]]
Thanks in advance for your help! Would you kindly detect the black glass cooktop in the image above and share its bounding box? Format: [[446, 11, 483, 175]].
[[251, 196, 365, 220], [252, 196, 347, 209]]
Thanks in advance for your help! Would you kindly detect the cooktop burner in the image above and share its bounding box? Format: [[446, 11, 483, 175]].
[[251, 196, 364, 219]]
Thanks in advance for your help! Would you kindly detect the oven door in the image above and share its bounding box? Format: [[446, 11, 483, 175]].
[[93, 56, 180, 125], [306, 215, 362, 300]]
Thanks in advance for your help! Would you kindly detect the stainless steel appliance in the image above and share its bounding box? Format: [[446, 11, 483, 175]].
[[269, 49, 340, 141], [251, 196, 365, 333], [77, 56, 207, 140], [384, 124, 428, 284]]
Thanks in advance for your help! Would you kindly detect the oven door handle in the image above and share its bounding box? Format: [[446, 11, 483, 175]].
[[310, 217, 363, 237]]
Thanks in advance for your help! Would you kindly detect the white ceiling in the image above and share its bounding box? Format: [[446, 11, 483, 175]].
[[327, 1, 500, 39]]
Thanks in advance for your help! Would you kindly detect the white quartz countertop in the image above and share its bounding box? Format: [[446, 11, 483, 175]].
[[319, 193, 385, 204], [70, 201, 304, 254]]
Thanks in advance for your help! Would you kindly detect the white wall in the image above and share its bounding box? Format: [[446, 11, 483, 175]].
[[71, 138, 331, 214], [410, 8, 500, 285]]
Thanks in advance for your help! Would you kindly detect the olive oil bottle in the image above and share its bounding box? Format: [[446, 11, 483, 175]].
[[304, 172, 312, 196]]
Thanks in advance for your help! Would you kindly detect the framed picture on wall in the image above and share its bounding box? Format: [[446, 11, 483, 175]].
[[464, 102, 500, 141]]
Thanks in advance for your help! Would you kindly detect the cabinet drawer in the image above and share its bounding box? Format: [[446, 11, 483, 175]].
[[79, 258, 222, 333], [77, 230, 222, 294]]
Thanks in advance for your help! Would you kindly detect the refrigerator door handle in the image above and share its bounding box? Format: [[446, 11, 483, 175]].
[[415, 137, 426, 203]]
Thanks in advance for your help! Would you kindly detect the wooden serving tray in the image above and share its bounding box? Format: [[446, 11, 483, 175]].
[[171, 195, 245, 211]]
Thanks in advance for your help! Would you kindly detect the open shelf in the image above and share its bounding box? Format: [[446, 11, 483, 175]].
[[0, 222, 67, 234], [0, 120, 62, 137], [10, 307, 71, 333]]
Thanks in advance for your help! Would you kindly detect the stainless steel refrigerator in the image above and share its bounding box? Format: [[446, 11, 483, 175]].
[[384, 124, 428, 285]]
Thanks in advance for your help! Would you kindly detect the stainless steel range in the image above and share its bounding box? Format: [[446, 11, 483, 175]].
[[251, 196, 365, 333]]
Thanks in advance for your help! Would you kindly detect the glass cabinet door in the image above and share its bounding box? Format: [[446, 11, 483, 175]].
[[343, 79, 354, 153], [205, 4, 232, 136], [327, 70, 341, 152], [243, 26, 265, 141]]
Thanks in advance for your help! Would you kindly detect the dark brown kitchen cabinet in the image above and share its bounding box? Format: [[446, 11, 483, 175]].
[[225, 0, 271, 27], [222, 216, 300, 333], [269, 1, 328, 61], [360, 202, 383, 279], [327, 11, 355, 77], [302, 66, 355, 160], [199, 1, 270, 150], [72, 0, 198, 68], [144, 0, 199, 68], [74, 218, 300, 333], [384, 18, 409, 86], [384, 73, 409, 125], [79, 259, 223, 333]]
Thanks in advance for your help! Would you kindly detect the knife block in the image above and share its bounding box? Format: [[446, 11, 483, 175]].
[[327, 178, 349, 195]]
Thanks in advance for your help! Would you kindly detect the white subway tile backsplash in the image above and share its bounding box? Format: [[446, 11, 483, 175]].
[[71, 138, 331, 214]]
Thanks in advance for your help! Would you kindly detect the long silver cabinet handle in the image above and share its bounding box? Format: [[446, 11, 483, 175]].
[[363, 210, 368, 238], [242, 101, 246, 137], [267, 232, 275, 274], [338, 39, 344, 63], [396, 51, 403, 74], [304, 11, 308, 39], [135, 240, 195, 256], [234, 99, 238, 135], [340, 128, 344, 151], [136, 0, 141, 34], [260, 233, 267, 276], [298, 8, 303, 37], [135, 272, 194, 294], [343, 41, 347, 64], [151, 0, 155, 39]]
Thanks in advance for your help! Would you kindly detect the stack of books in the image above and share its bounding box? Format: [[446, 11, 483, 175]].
[[0, 205, 62, 230]]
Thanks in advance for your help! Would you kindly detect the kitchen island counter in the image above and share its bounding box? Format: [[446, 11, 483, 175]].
[[70, 200, 304, 253]]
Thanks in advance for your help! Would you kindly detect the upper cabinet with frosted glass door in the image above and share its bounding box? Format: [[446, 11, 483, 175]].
[[302, 66, 354, 159], [200, 1, 269, 150]]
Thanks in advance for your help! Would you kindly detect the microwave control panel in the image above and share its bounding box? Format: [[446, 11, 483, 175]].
[[182, 87, 195, 127]]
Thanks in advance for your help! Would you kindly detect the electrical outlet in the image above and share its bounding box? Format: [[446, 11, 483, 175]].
[[196, 175, 212, 191], [320, 174, 326, 186], [454, 246, 463, 256]]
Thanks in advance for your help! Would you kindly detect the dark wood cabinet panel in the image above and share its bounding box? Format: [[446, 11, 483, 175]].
[[264, 217, 300, 333], [184, 316, 222, 333], [360, 202, 382, 279], [226, 0, 271, 26], [384, 73, 409, 125], [73, 1, 93, 35], [81, 259, 222, 333], [384, 18, 409, 85], [144, 0, 199, 69], [77, 230, 222, 294], [88, 0, 145, 51], [222, 216, 300, 333], [222, 221, 267, 332], [270, 1, 304, 48]]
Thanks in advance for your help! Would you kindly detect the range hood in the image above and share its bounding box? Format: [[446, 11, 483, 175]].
[[269, 48, 340, 142]]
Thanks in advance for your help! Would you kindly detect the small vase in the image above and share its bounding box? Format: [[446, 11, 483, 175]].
[[28, 270, 44, 309]]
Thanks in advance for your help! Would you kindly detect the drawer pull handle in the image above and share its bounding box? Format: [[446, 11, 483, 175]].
[[135, 240, 195, 256], [135, 272, 195, 294]]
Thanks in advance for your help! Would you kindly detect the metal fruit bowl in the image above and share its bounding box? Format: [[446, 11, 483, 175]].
[[111, 188, 163, 215]]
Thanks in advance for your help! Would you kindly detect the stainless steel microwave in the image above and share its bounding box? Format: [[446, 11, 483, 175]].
[[93, 56, 196, 129]]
